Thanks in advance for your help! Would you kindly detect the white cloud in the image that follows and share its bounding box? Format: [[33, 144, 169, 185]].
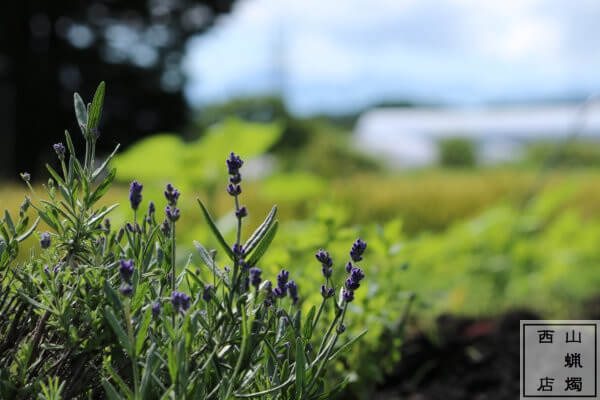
[[183, 0, 600, 114]]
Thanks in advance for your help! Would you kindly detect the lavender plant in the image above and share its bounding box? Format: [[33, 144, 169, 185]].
[[0, 83, 368, 399]]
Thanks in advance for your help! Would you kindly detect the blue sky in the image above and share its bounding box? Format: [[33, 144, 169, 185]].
[[183, 0, 600, 115]]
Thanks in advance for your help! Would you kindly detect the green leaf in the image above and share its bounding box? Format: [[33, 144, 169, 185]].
[[304, 306, 316, 341], [92, 144, 120, 180], [246, 220, 278, 268], [136, 307, 152, 356], [327, 329, 368, 361], [86, 204, 119, 228], [45, 164, 67, 188], [193, 240, 223, 278], [295, 338, 305, 399], [104, 306, 130, 353], [16, 291, 54, 314], [101, 379, 123, 400], [4, 210, 15, 235], [73, 92, 88, 133], [140, 345, 157, 398], [64, 130, 77, 163], [88, 168, 116, 206], [87, 81, 105, 132], [103, 280, 123, 315], [15, 217, 39, 242], [196, 199, 234, 261], [243, 205, 277, 256]]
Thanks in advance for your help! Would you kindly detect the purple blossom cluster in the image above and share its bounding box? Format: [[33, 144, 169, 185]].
[[163, 183, 181, 224], [226, 152, 244, 197], [53, 143, 65, 160], [171, 291, 191, 315], [129, 180, 143, 211], [342, 239, 367, 303], [40, 232, 51, 249]]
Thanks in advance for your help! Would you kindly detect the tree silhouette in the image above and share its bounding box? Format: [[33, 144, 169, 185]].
[[0, 0, 235, 178]]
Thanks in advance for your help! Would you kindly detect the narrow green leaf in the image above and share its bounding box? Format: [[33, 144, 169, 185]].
[[243, 205, 277, 256], [87, 81, 105, 132], [103, 280, 123, 315], [104, 306, 130, 352], [246, 221, 278, 268], [295, 338, 306, 399], [88, 168, 116, 206], [45, 164, 67, 188], [327, 329, 368, 361], [196, 199, 234, 261], [92, 144, 120, 180], [304, 306, 316, 340], [16, 291, 54, 314], [136, 307, 152, 356], [74, 92, 88, 133], [86, 204, 119, 228], [16, 217, 40, 242], [193, 240, 223, 278], [4, 210, 15, 235], [101, 379, 123, 400]]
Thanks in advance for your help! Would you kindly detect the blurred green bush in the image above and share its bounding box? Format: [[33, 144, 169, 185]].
[[437, 136, 477, 167], [523, 140, 600, 168]]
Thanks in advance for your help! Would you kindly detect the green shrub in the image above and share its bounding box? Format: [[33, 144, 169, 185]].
[[437, 136, 477, 167]]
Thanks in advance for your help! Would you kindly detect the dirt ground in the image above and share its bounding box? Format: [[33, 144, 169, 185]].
[[374, 310, 540, 400]]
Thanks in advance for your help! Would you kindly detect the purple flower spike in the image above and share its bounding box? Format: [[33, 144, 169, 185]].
[[345, 277, 360, 291], [164, 183, 180, 206], [152, 302, 161, 318], [226, 184, 242, 196], [249, 267, 262, 290], [119, 284, 133, 296], [171, 291, 191, 315], [342, 289, 354, 303], [315, 249, 333, 267], [119, 259, 135, 284], [350, 238, 367, 262], [345, 261, 353, 273], [53, 143, 65, 160], [321, 285, 335, 298], [235, 206, 248, 219], [286, 280, 299, 304], [203, 284, 213, 302], [232, 243, 244, 258], [226, 152, 244, 175], [165, 205, 180, 222], [40, 232, 51, 249], [148, 201, 155, 216], [160, 219, 170, 235], [129, 180, 143, 211], [322, 267, 332, 278]]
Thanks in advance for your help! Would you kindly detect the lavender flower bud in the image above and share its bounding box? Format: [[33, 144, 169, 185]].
[[345, 277, 360, 291], [210, 249, 218, 259], [342, 289, 354, 303], [249, 267, 262, 290], [164, 183, 180, 206], [160, 219, 170, 235], [203, 284, 213, 302], [43, 266, 50, 275], [165, 206, 180, 222], [126, 222, 135, 233], [40, 232, 51, 249], [337, 323, 346, 333], [119, 284, 133, 296], [232, 243, 244, 258], [129, 180, 143, 211], [229, 173, 242, 184], [283, 341, 291, 348], [152, 302, 161, 318], [117, 228, 125, 242], [273, 287, 285, 298], [315, 249, 333, 267], [53, 143, 65, 160], [148, 201, 155, 216], [350, 267, 365, 283], [276, 269, 289, 293], [52, 266, 59, 273], [321, 285, 335, 298], [350, 238, 367, 262], [226, 184, 242, 196], [286, 280, 299, 304], [171, 290, 191, 315], [19, 199, 29, 218], [345, 261, 353, 273], [119, 259, 135, 284], [21, 172, 31, 182], [103, 218, 111, 231], [235, 206, 248, 219], [322, 267, 332, 278], [226, 152, 244, 175]]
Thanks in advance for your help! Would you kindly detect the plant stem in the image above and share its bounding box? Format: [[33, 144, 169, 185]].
[[171, 221, 176, 328]]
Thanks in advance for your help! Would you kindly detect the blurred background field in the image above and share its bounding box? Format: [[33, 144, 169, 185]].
[[3, 0, 600, 397]]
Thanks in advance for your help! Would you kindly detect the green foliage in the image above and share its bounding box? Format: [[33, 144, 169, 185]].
[[0, 83, 368, 399], [523, 140, 600, 168], [114, 118, 282, 190], [437, 136, 477, 167]]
